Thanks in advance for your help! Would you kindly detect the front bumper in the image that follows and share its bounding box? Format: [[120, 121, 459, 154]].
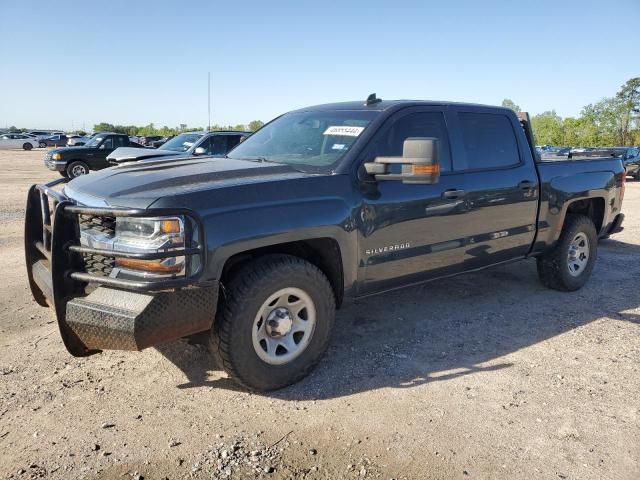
[[25, 178, 215, 356], [44, 156, 66, 171]]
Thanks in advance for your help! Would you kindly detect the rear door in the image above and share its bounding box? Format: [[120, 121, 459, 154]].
[[448, 109, 539, 270]]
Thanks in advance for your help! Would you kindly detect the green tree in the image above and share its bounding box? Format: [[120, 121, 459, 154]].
[[501, 99, 521, 112], [615, 77, 640, 145], [531, 111, 564, 145], [248, 120, 264, 131], [93, 122, 116, 133]]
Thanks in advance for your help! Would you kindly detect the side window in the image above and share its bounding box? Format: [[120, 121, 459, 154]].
[[367, 112, 452, 172], [226, 135, 242, 151], [114, 136, 127, 148], [458, 113, 520, 170], [209, 136, 228, 155], [101, 137, 114, 149], [197, 138, 211, 153]]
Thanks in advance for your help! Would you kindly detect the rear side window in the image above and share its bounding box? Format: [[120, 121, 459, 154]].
[[458, 113, 520, 170]]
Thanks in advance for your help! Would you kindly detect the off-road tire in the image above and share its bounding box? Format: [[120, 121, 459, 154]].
[[66, 161, 89, 178], [537, 214, 598, 291], [210, 254, 336, 391]]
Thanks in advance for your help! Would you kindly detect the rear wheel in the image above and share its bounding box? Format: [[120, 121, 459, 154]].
[[39, 142, 46, 148], [537, 214, 598, 291], [210, 254, 335, 391], [23, 142, 33, 151], [66, 161, 90, 178]]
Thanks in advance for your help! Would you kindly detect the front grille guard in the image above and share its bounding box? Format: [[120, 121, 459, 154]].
[[25, 178, 207, 356]]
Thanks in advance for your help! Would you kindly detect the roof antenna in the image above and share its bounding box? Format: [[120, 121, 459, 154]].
[[365, 93, 382, 106]]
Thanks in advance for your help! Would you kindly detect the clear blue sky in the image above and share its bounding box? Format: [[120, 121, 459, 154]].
[[1, 0, 638, 131]]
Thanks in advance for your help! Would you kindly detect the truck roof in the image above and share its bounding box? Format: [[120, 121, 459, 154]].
[[293, 99, 515, 114]]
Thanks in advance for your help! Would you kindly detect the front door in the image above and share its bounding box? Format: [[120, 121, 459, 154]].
[[356, 108, 471, 295], [92, 136, 120, 169]]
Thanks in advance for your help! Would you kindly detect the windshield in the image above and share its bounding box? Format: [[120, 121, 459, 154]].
[[84, 135, 104, 147], [160, 133, 204, 152], [227, 110, 379, 171]]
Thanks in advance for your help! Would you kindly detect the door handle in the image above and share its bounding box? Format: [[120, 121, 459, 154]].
[[442, 189, 465, 200], [518, 180, 535, 190]]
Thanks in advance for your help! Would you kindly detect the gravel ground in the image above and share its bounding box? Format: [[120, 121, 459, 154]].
[[0, 149, 638, 480]]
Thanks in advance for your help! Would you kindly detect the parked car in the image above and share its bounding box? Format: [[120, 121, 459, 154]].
[[42, 135, 69, 147], [150, 136, 174, 148], [25, 97, 625, 391], [28, 131, 52, 145], [609, 147, 640, 179], [0, 133, 39, 150], [66, 135, 91, 147], [107, 131, 250, 164], [138, 135, 164, 146], [44, 132, 146, 178]]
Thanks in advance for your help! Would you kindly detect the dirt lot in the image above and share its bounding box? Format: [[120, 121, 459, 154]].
[[0, 149, 638, 480]]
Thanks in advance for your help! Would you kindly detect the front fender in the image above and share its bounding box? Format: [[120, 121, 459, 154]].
[[202, 197, 359, 291]]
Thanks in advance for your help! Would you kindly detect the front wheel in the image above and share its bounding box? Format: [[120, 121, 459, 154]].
[[537, 214, 598, 291], [210, 254, 335, 391], [66, 161, 90, 178], [39, 142, 46, 148]]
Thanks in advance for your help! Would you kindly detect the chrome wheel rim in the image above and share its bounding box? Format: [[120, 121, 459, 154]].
[[567, 232, 589, 277], [72, 164, 88, 177], [252, 287, 316, 365]]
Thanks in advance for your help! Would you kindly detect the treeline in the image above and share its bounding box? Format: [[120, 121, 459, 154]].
[[91, 120, 265, 137], [504, 77, 640, 147]]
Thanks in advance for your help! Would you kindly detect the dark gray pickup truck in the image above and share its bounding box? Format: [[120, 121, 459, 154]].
[[25, 96, 625, 391], [45, 133, 145, 178]]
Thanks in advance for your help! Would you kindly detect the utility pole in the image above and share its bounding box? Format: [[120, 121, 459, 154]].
[[207, 71, 211, 132]]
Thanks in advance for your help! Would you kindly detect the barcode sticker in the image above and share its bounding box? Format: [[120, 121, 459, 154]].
[[323, 126, 364, 137]]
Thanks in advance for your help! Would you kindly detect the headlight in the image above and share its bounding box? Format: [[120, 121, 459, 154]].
[[52, 153, 62, 160], [114, 216, 186, 277]]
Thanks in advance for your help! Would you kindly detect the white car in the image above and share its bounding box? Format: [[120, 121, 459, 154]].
[[0, 133, 39, 150]]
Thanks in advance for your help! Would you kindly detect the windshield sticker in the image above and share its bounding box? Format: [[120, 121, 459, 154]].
[[323, 126, 364, 137], [332, 143, 346, 150]]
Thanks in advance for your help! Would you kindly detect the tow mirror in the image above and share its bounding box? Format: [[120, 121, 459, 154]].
[[364, 137, 440, 184], [193, 147, 207, 156]]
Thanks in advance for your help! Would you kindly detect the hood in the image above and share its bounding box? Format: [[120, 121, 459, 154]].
[[107, 146, 180, 163], [63, 157, 315, 209], [49, 146, 96, 156]]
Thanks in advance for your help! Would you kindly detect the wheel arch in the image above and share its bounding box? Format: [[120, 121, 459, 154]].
[[564, 197, 605, 234], [219, 238, 345, 308]]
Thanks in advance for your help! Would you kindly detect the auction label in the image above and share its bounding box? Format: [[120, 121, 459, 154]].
[[323, 126, 365, 137]]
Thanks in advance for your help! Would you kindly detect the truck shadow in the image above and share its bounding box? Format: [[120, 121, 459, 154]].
[[157, 238, 640, 399]]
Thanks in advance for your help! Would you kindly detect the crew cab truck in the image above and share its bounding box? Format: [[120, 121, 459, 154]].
[[25, 96, 625, 391], [44, 132, 145, 178]]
